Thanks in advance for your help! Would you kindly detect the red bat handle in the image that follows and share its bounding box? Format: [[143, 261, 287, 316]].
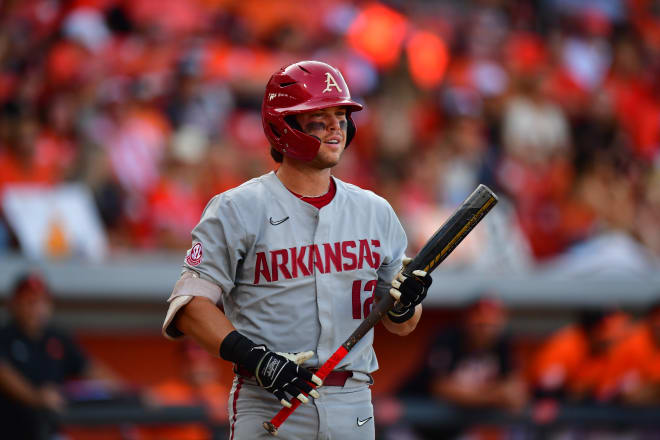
[[263, 346, 349, 435]]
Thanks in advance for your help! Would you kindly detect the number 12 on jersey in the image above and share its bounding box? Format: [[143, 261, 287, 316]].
[[351, 279, 376, 319]]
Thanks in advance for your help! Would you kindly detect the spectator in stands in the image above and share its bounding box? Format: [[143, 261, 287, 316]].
[[529, 309, 633, 402], [428, 296, 527, 412], [0, 110, 59, 192], [139, 339, 230, 440], [384, 297, 526, 440], [608, 302, 660, 405], [0, 272, 122, 440]]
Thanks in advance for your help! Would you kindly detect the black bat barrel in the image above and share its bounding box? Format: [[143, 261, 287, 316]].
[[403, 184, 498, 276], [344, 184, 498, 351]]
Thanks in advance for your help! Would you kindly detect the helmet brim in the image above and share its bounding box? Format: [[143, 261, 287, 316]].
[[274, 97, 363, 115]]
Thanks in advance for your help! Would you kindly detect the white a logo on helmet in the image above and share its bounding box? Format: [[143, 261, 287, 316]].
[[323, 72, 343, 93]]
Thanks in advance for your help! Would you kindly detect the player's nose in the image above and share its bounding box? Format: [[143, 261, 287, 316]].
[[327, 115, 341, 131]]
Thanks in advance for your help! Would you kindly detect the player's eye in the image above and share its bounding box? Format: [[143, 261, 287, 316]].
[[304, 121, 326, 132]]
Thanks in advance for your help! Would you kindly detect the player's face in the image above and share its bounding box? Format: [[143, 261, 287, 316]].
[[11, 290, 53, 337], [296, 106, 348, 168]]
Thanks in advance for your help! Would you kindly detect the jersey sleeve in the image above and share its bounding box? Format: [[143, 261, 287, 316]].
[[182, 194, 248, 297], [374, 204, 407, 300]]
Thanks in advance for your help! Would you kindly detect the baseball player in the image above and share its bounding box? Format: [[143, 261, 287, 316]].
[[162, 60, 432, 440]]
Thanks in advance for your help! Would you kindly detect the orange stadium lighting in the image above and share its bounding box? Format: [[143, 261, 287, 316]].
[[406, 30, 449, 90], [347, 3, 408, 69]]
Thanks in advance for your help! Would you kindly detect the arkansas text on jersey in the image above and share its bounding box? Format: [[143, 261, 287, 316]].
[[254, 239, 381, 284]]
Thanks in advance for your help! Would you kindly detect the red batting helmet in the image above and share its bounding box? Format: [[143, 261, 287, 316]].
[[262, 61, 363, 161]]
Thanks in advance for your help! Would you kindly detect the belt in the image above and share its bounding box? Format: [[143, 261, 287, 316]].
[[235, 365, 353, 387], [311, 369, 353, 387]]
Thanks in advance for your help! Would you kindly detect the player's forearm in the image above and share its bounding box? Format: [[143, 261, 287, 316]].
[[383, 304, 422, 336], [0, 362, 43, 407], [174, 296, 236, 356]]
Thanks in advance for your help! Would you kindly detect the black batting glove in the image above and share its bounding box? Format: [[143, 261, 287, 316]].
[[390, 269, 433, 308], [248, 346, 322, 408], [220, 331, 322, 408], [388, 260, 432, 323]]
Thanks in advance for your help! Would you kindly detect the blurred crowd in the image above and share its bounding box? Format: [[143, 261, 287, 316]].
[[4, 271, 660, 439], [380, 297, 660, 439], [0, 273, 125, 439], [1, 0, 659, 263], [0, 271, 229, 440]]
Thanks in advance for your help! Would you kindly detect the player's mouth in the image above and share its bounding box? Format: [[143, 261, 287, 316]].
[[323, 135, 343, 145]]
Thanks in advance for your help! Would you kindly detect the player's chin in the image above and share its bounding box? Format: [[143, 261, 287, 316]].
[[310, 157, 340, 170], [314, 145, 344, 168]]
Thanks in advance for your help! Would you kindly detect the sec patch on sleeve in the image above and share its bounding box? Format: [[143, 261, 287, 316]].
[[186, 242, 203, 266]]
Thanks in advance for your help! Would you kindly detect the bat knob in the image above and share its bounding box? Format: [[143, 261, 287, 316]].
[[263, 421, 279, 436]]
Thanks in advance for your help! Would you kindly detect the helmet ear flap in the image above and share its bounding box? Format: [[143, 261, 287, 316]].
[[284, 115, 322, 143], [268, 123, 282, 139], [265, 114, 320, 161], [283, 115, 302, 133]]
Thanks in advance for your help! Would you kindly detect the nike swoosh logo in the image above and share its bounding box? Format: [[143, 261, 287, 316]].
[[357, 417, 372, 427], [269, 216, 289, 225]]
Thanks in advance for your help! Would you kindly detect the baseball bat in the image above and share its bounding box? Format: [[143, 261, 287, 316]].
[[263, 184, 498, 435]]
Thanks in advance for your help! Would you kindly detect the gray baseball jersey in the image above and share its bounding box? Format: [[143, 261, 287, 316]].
[[176, 170, 406, 376]]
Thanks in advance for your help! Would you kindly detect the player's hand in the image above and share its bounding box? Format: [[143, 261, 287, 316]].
[[219, 331, 322, 407], [37, 385, 66, 413], [245, 346, 322, 408], [389, 257, 432, 309]]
